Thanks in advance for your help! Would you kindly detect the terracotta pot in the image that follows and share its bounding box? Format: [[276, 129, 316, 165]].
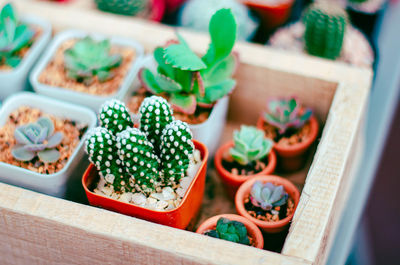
[[257, 116, 319, 172], [82, 140, 208, 229], [214, 141, 277, 198], [196, 214, 264, 249], [241, 0, 294, 30], [235, 175, 300, 233]]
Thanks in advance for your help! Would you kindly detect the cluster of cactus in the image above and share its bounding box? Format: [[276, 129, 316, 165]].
[[64, 36, 122, 85], [139, 8, 238, 115], [229, 125, 273, 166], [205, 217, 250, 246], [94, 0, 149, 16], [0, 3, 35, 68], [303, 2, 348, 60], [250, 181, 288, 211], [12, 117, 64, 163], [263, 97, 312, 135], [85, 96, 194, 193]]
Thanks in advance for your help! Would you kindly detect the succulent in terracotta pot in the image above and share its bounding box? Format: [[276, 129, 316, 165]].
[[214, 125, 276, 197], [257, 97, 318, 172]]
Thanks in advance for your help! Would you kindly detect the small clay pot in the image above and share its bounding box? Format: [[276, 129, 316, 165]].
[[196, 214, 264, 249], [257, 116, 319, 172], [214, 141, 277, 198], [235, 175, 300, 233]]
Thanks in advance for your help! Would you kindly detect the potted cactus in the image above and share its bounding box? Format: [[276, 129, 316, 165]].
[[196, 214, 264, 249], [0, 3, 51, 100], [126, 8, 238, 155], [268, 2, 374, 68], [0, 92, 96, 197], [235, 175, 300, 233], [82, 96, 208, 229], [214, 125, 276, 198], [30, 29, 144, 111], [94, 0, 166, 22], [256, 97, 318, 172]]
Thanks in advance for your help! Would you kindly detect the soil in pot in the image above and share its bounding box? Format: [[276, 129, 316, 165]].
[[38, 39, 136, 96], [243, 195, 295, 222], [126, 87, 211, 124], [0, 106, 88, 174]]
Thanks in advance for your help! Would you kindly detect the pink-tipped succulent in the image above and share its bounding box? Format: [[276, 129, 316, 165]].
[[139, 8, 238, 115], [263, 97, 312, 135], [250, 181, 288, 211], [12, 117, 63, 163]]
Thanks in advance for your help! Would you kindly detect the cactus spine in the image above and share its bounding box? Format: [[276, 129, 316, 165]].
[[303, 2, 348, 60]]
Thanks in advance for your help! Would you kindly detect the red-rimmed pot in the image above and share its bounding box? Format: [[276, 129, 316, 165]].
[[196, 214, 264, 249], [82, 140, 208, 229], [214, 141, 277, 198], [235, 175, 300, 233], [257, 116, 319, 172]]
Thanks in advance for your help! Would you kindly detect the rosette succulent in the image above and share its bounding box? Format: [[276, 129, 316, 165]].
[[250, 181, 288, 211], [205, 217, 250, 246], [0, 3, 35, 68], [303, 2, 348, 60], [229, 126, 273, 166], [12, 117, 63, 163], [139, 8, 238, 115], [263, 97, 312, 135], [64, 36, 122, 85]]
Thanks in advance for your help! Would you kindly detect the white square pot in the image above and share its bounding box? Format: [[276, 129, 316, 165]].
[[30, 29, 145, 112], [0, 16, 52, 100], [0, 92, 97, 197], [126, 55, 230, 156]]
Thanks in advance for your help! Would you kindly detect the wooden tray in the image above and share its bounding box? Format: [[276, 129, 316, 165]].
[[0, 1, 372, 264]]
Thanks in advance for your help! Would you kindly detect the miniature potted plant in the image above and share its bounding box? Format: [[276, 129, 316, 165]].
[[0, 3, 51, 100], [268, 2, 374, 68], [94, 0, 166, 22], [126, 8, 238, 155], [196, 214, 264, 249], [235, 175, 300, 233], [0, 92, 97, 197], [215, 125, 276, 198], [30, 29, 144, 111], [82, 96, 208, 229], [178, 0, 258, 41], [257, 97, 318, 172]]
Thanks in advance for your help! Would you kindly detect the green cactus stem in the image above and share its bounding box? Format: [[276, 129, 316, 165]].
[[99, 99, 134, 135]]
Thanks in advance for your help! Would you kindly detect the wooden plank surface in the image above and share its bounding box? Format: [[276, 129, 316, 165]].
[[0, 0, 373, 264]]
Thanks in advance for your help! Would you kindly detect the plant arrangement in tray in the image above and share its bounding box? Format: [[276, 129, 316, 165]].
[[268, 1, 374, 68], [85, 96, 203, 211], [0, 3, 38, 70], [214, 125, 276, 197], [127, 8, 238, 125], [38, 35, 136, 96], [0, 106, 88, 174]]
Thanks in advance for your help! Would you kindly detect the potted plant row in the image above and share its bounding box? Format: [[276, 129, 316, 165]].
[[126, 8, 238, 155], [0, 3, 51, 100], [30, 29, 144, 111], [82, 96, 208, 229]]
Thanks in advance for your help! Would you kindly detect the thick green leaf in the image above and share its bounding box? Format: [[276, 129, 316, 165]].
[[154, 73, 182, 92], [174, 69, 193, 92], [139, 68, 163, 94], [170, 93, 196, 115], [1, 3, 16, 26], [154, 47, 175, 79], [5, 55, 20, 67], [201, 53, 236, 86], [204, 78, 236, 103]]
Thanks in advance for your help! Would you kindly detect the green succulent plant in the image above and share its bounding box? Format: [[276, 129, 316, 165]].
[[99, 99, 133, 135], [229, 125, 273, 166], [0, 3, 35, 68], [263, 97, 312, 135], [160, 120, 194, 183], [95, 0, 149, 16], [12, 117, 63, 163], [303, 2, 348, 60], [64, 36, 122, 85], [139, 8, 238, 115], [250, 181, 288, 211], [205, 217, 250, 246]]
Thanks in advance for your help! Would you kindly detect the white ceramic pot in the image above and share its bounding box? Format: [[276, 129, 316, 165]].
[[0, 92, 97, 197], [126, 55, 230, 156], [30, 29, 145, 112], [0, 16, 52, 100]]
